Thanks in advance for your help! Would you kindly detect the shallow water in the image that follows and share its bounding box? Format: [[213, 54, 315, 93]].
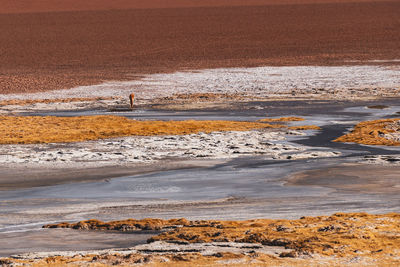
[[1, 100, 400, 256]]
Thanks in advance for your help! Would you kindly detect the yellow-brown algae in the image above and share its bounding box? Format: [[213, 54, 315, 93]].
[[0, 252, 324, 266], [0, 115, 284, 144], [334, 118, 400, 146], [149, 212, 400, 258], [43, 213, 400, 259], [257, 117, 305, 122], [43, 218, 190, 231], [288, 125, 321, 130], [257, 117, 320, 130]]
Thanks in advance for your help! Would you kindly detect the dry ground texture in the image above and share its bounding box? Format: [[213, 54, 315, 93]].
[[0, 0, 383, 14], [0, 115, 316, 144], [1, 0, 399, 93], [335, 118, 400, 146], [2, 212, 399, 266]]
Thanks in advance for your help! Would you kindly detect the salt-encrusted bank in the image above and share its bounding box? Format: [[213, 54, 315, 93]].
[[0, 66, 399, 103], [0, 129, 340, 168]]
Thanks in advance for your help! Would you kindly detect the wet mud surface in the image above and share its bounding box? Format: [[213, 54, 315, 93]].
[[0, 229, 155, 257]]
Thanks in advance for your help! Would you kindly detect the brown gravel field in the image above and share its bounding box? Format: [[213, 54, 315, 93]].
[[1, 0, 399, 94]]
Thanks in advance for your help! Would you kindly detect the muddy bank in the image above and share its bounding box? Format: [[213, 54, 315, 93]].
[[0, 159, 220, 190], [287, 164, 400, 194], [0, 228, 155, 257]]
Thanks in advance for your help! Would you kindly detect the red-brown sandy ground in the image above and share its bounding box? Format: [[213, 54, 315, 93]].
[[0, 0, 385, 14], [1, 0, 399, 93]]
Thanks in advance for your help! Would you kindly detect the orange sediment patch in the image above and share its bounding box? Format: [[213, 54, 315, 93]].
[[334, 118, 400, 146], [0, 115, 283, 144], [0, 97, 116, 106]]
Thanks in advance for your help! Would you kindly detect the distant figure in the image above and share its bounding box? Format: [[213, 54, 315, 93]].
[[129, 93, 135, 109]]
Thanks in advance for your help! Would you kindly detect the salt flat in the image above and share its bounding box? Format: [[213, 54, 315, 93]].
[[0, 66, 399, 105]]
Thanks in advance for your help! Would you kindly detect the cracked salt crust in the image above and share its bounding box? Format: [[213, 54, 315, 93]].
[[0, 130, 340, 168], [0, 66, 399, 103]]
